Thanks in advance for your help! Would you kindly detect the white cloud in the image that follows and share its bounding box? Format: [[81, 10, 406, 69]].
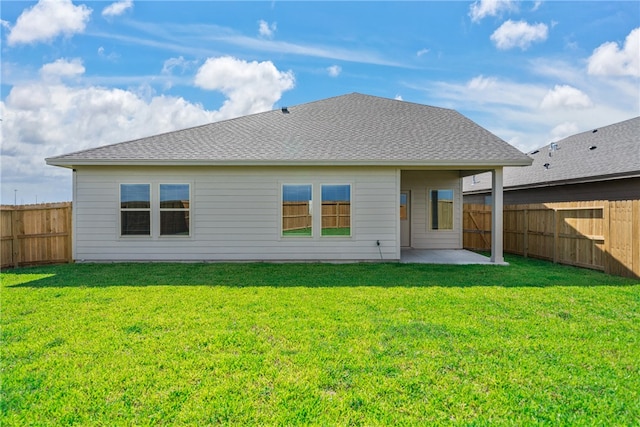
[[1, 82, 216, 202], [327, 65, 342, 77], [102, 0, 133, 18], [394, 94, 403, 101], [40, 58, 85, 82], [469, 0, 515, 23], [550, 121, 579, 141], [258, 20, 277, 38], [540, 85, 593, 110], [531, 1, 543, 12], [161, 56, 199, 90], [416, 48, 430, 57], [162, 56, 197, 75], [101, 20, 404, 67], [1, 56, 295, 203], [491, 20, 548, 50], [587, 27, 640, 78], [98, 46, 120, 61], [467, 75, 497, 91], [7, 0, 92, 46], [414, 73, 636, 154], [194, 56, 295, 118]]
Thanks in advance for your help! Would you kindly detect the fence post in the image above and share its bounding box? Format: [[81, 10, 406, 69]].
[[11, 209, 20, 268], [603, 201, 611, 275], [633, 200, 640, 278], [553, 208, 559, 264], [523, 208, 528, 258]]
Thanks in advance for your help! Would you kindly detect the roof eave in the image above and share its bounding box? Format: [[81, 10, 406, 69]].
[[464, 171, 640, 194], [46, 158, 533, 168]]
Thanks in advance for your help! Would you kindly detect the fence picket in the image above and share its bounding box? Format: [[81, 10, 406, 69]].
[[1, 202, 72, 268], [463, 200, 638, 278]]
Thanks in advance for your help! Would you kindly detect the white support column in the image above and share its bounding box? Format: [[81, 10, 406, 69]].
[[491, 167, 504, 264]]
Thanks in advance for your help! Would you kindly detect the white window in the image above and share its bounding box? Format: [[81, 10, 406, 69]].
[[321, 184, 351, 237], [160, 184, 190, 236], [120, 184, 151, 236], [430, 189, 454, 230], [282, 184, 313, 237]]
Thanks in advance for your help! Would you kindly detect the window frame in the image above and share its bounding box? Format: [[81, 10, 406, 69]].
[[159, 183, 191, 237], [320, 183, 352, 238], [119, 183, 152, 237], [429, 188, 455, 231]]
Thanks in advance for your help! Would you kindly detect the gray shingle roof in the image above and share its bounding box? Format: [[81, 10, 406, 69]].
[[47, 93, 531, 167], [464, 116, 640, 192]]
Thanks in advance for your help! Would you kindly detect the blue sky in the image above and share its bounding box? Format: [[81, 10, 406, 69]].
[[1, 0, 639, 204]]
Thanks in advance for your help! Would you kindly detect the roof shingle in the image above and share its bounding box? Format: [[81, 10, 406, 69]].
[[47, 93, 531, 167], [464, 116, 640, 192]]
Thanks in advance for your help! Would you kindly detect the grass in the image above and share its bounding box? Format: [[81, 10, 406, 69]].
[[321, 227, 351, 236], [282, 227, 312, 236], [1, 255, 638, 425], [281, 227, 351, 237]]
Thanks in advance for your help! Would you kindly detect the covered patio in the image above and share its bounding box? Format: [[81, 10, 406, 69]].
[[400, 249, 505, 265]]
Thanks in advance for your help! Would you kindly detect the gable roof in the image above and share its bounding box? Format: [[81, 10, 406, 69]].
[[46, 93, 531, 168], [464, 116, 640, 193]]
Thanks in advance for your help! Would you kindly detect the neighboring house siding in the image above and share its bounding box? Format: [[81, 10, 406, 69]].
[[401, 170, 462, 249], [73, 166, 400, 261], [464, 177, 640, 205]]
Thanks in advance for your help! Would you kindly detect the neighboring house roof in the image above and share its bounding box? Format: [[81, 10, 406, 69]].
[[46, 93, 531, 168], [464, 116, 640, 193]]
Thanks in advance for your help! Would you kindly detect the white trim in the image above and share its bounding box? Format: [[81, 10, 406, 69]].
[[491, 168, 504, 264], [72, 170, 77, 261], [47, 158, 534, 168], [395, 168, 402, 256]]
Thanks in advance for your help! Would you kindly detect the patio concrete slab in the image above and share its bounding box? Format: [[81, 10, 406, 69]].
[[400, 249, 497, 265]]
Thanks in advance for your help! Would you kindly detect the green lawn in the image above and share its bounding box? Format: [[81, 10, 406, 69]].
[[321, 227, 351, 236], [1, 256, 638, 426], [281, 227, 351, 236], [282, 227, 312, 237]]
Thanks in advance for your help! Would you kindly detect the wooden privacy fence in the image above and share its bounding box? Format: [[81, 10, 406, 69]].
[[1, 202, 72, 268], [464, 200, 640, 278], [282, 201, 351, 231], [282, 201, 312, 232], [321, 201, 351, 230]]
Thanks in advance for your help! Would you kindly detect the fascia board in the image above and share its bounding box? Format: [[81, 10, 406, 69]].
[[46, 158, 533, 168]]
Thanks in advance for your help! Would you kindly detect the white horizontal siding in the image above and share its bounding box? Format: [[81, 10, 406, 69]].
[[73, 166, 399, 262], [401, 170, 462, 249]]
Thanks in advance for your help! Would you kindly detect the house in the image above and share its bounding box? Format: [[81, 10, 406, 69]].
[[46, 93, 531, 263], [463, 116, 640, 204]]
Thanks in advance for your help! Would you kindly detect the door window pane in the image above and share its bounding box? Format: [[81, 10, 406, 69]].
[[282, 185, 312, 237], [321, 185, 351, 236], [400, 193, 408, 221], [430, 189, 454, 230]]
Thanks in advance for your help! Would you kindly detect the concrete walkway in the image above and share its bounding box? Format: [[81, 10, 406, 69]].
[[400, 249, 496, 265]]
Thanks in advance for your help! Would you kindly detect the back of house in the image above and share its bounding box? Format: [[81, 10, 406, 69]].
[[46, 93, 531, 262]]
